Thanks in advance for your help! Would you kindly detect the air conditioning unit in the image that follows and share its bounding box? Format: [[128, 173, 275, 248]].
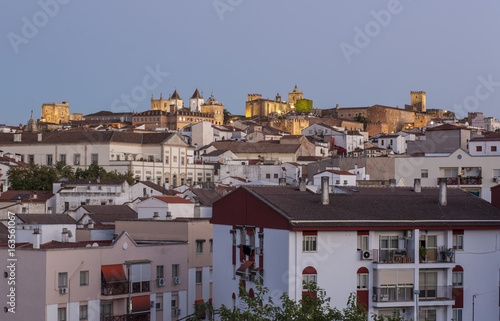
[[59, 287, 68, 294], [173, 308, 181, 316], [361, 250, 373, 260], [157, 278, 166, 286], [173, 277, 181, 285]]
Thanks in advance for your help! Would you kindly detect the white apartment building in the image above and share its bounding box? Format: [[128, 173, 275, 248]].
[[211, 183, 500, 321], [0, 129, 214, 187], [468, 136, 500, 156]]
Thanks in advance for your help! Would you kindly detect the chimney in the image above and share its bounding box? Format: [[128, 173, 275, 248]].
[[88, 220, 94, 229], [166, 211, 172, 220], [438, 178, 447, 206], [388, 179, 396, 188], [299, 178, 306, 192], [61, 228, 69, 242], [153, 212, 160, 220], [37, 133, 42, 142], [321, 176, 329, 205], [33, 192, 37, 199], [336, 104, 340, 110], [414, 178, 421, 193], [13, 133, 21, 143], [33, 228, 41, 249], [279, 178, 286, 186]]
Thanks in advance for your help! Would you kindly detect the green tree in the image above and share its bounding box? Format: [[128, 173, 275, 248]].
[[295, 99, 313, 113], [7, 165, 57, 190], [223, 109, 232, 124], [354, 115, 370, 131], [53, 161, 74, 179]]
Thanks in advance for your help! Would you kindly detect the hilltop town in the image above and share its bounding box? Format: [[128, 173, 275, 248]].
[[0, 87, 499, 321]]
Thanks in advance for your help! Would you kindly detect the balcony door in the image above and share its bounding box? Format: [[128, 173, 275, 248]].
[[419, 235, 437, 262], [419, 271, 437, 299], [100, 301, 113, 321]]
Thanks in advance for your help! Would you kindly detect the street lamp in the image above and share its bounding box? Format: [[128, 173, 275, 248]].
[[413, 290, 420, 321]]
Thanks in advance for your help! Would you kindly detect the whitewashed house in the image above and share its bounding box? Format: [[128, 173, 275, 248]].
[[211, 182, 500, 321], [312, 169, 357, 186], [136, 196, 195, 220], [468, 136, 500, 156]]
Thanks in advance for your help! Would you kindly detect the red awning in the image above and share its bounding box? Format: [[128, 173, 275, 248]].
[[101, 264, 127, 282], [132, 295, 151, 313], [236, 261, 254, 273]]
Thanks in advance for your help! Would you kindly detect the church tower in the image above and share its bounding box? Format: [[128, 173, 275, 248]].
[[410, 91, 426, 112], [189, 89, 204, 112], [288, 85, 303, 108], [151, 93, 171, 112]]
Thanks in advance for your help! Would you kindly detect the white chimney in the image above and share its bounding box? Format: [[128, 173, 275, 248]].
[[388, 179, 396, 188], [37, 133, 42, 142], [321, 176, 329, 205], [414, 178, 421, 193], [279, 178, 286, 186], [299, 178, 306, 192], [88, 220, 94, 229], [61, 228, 69, 242], [153, 212, 160, 220], [13, 133, 21, 142], [439, 178, 447, 206], [33, 228, 41, 249]]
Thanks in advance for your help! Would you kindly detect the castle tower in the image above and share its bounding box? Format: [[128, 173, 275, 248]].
[[410, 91, 426, 113], [189, 89, 204, 112], [41, 101, 70, 124], [288, 85, 303, 108]]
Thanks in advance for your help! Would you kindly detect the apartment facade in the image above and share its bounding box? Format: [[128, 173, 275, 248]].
[[0, 232, 189, 321], [0, 130, 214, 187], [211, 184, 500, 321]]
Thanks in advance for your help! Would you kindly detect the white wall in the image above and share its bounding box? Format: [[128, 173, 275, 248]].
[[16, 224, 76, 243]]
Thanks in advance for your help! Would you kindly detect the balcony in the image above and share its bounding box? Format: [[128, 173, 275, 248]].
[[101, 281, 129, 296], [420, 247, 455, 264], [373, 286, 414, 302], [437, 177, 482, 185], [374, 249, 414, 264], [104, 313, 150, 321], [101, 281, 150, 296], [419, 285, 452, 300]]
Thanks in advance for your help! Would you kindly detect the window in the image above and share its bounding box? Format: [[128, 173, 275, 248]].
[[165, 156, 169, 164], [28, 154, 34, 165], [379, 235, 398, 262], [79, 305, 88, 320], [80, 271, 89, 286], [381, 140, 384, 146], [302, 266, 317, 291], [58, 272, 68, 288], [196, 240, 204, 254], [58, 307, 67, 321], [210, 239, 213, 253], [357, 273, 368, 289], [156, 265, 164, 279], [357, 235, 369, 251], [60, 154, 66, 165], [336, 179, 340, 184], [173, 156, 177, 163], [452, 309, 462, 321], [74, 154, 81, 165], [302, 235, 317, 252], [274, 174, 278, 179], [172, 264, 179, 278], [421, 169, 428, 178], [155, 299, 162, 311], [452, 271, 463, 287], [418, 309, 436, 321], [171, 295, 178, 308], [476, 146, 482, 152], [420, 235, 437, 262], [419, 271, 437, 299], [181, 157, 185, 165], [91, 154, 98, 164], [100, 302, 113, 321], [492, 146, 497, 152], [196, 270, 202, 284], [453, 234, 464, 250], [343, 180, 348, 185], [266, 173, 271, 179]]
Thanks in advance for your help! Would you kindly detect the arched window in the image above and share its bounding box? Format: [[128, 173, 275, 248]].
[[356, 267, 369, 289], [248, 288, 255, 298], [302, 266, 317, 291], [452, 265, 463, 287]]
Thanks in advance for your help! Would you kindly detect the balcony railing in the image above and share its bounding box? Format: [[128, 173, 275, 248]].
[[104, 312, 150, 321], [419, 285, 452, 300], [132, 281, 150, 293], [374, 249, 414, 264], [421, 247, 455, 263], [437, 177, 482, 185], [101, 281, 150, 296], [101, 281, 129, 296], [373, 286, 414, 302]]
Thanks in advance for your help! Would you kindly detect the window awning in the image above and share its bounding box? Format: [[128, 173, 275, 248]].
[[236, 261, 254, 273], [101, 264, 127, 282], [131, 295, 151, 313]]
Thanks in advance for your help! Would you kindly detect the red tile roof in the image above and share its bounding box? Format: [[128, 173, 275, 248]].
[[0, 190, 54, 203]]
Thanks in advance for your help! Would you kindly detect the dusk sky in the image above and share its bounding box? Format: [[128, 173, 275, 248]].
[[2, 1, 500, 126]]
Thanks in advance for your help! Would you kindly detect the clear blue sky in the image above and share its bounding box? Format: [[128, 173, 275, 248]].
[[2, 1, 500, 125]]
